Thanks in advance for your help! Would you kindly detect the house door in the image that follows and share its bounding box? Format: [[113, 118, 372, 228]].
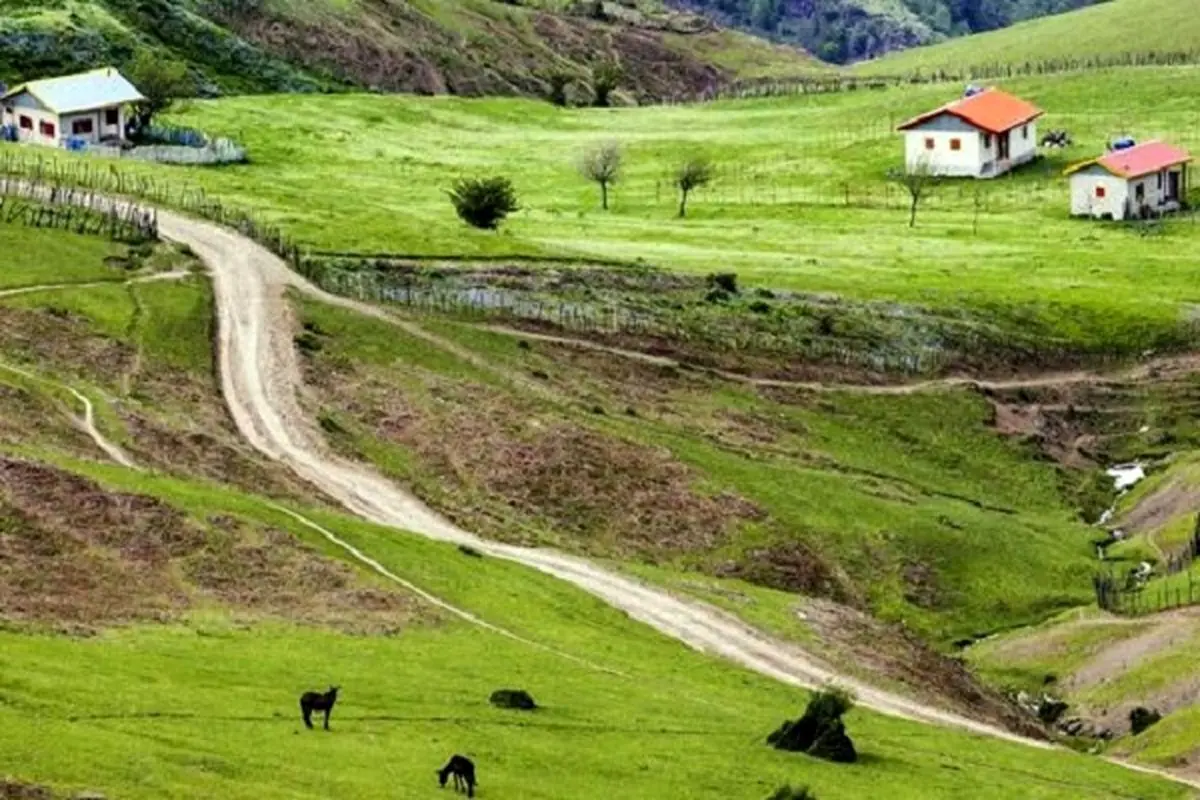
[[1169, 171, 1181, 201], [998, 132, 1010, 161]]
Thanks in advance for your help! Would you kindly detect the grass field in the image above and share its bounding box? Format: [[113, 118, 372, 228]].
[[856, 0, 1200, 76], [0, 457, 1190, 800], [5, 64, 1177, 355]]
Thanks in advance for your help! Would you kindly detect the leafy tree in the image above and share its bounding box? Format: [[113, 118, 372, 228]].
[[675, 158, 714, 218], [125, 51, 193, 135], [888, 159, 941, 228], [578, 141, 622, 210], [591, 61, 622, 108], [449, 176, 520, 230]]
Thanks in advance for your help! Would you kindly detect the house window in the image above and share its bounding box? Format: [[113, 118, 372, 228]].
[[105, 108, 119, 126], [1157, 173, 1164, 190], [18, 115, 32, 130], [39, 120, 55, 138], [984, 134, 992, 148], [72, 119, 94, 135], [924, 137, 935, 150], [1022, 125, 1029, 139], [1136, 183, 1145, 201], [950, 138, 962, 151], [1095, 186, 1107, 199]]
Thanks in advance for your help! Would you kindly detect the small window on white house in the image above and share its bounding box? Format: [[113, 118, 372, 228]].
[[1022, 125, 1029, 139], [72, 119, 94, 135], [1136, 183, 1146, 201], [924, 137, 935, 150], [1157, 173, 1164, 190], [950, 138, 962, 151], [1095, 186, 1107, 199], [105, 108, 119, 126], [18, 115, 32, 130], [984, 134, 992, 148]]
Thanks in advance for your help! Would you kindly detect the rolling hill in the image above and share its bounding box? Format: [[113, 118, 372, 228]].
[[856, 0, 1200, 75], [669, 0, 1102, 63], [0, 0, 819, 99]]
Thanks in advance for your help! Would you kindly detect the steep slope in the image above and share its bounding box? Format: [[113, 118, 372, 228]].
[[665, 0, 1100, 62], [857, 0, 1200, 75], [0, 0, 818, 99]]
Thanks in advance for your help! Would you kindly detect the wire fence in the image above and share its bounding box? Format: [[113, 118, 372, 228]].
[[676, 49, 1200, 103], [1094, 525, 1200, 616]]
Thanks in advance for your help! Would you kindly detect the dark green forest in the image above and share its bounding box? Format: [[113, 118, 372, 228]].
[[668, 0, 1105, 62]]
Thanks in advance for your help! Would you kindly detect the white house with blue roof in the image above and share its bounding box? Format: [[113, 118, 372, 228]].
[[1, 67, 144, 147]]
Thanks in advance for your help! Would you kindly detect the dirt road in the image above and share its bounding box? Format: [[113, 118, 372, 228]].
[[155, 210, 1061, 746]]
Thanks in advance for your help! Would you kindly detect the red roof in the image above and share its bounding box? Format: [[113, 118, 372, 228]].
[[897, 88, 1044, 135], [1064, 140, 1192, 179]]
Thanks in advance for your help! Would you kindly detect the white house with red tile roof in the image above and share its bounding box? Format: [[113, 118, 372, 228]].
[[1064, 140, 1191, 220], [896, 88, 1044, 178]]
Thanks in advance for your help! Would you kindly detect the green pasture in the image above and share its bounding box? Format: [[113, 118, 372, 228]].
[[0, 457, 1189, 800], [0, 65, 1175, 351], [857, 0, 1200, 76]]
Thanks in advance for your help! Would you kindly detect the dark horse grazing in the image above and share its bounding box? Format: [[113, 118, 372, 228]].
[[437, 754, 476, 797], [299, 686, 339, 730]]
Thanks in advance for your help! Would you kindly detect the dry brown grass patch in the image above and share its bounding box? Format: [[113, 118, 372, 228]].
[[0, 457, 423, 634]]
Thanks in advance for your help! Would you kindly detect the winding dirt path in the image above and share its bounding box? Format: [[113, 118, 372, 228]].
[[156, 210, 1056, 746], [476, 324, 1200, 396], [9, 186, 1198, 790]]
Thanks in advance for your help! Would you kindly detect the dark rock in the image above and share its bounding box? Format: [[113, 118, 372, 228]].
[[490, 689, 537, 710], [807, 720, 857, 763], [1130, 707, 1162, 736]]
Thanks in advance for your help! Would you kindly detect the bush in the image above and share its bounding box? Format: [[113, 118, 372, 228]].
[[490, 689, 537, 710], [1130, 707, 1162, 735], [766, 786, 817, 800], [767, 687, 857, 763], [706, 272, 739, 294], [449, 176, 520, 230]]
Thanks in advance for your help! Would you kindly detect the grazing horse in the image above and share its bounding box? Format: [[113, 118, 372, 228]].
[[299, 686, 339, 730], [437, 754, 476, 797]]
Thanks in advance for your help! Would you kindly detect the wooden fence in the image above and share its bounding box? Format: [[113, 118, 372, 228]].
[[0, 177, 157, 242]]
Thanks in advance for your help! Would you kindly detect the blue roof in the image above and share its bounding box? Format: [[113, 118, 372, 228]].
[[2, 68, 144, 114]]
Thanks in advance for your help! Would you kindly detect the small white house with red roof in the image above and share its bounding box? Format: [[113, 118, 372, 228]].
[[1064, 140, 1191, 220], [896, 87, 1044, 178]]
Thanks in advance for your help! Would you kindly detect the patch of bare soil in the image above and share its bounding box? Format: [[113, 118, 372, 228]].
[[218, 0, 726, 100], [314, 355, 761, 557], [801, 598, 1046, 739], [0, 457, 422, 634], [0, 779, 54, 799], [712, 539, 856, 605]]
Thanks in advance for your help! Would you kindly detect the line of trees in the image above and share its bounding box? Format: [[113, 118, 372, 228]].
[[450, 142, 717, 230]]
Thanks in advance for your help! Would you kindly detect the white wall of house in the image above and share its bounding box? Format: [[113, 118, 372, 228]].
[[1070, 166, 1129, 219], [1071, 164, 1188, 220], [4, 92, 59, 145], [2, 91, 126, 147], [904, 113, 984, 177], [904, 114, 1039, 178]]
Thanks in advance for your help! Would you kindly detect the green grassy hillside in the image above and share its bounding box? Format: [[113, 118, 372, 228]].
[[0, 219, 1188, 799], [0, 0, 818, 98], [856, 0, 1200, 76], [21, 64, 1187, 360]]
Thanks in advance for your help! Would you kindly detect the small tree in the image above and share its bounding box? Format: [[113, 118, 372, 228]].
[[125, 51, 193, 135], [591, 61, 622, 108], [579, 141, 622, 210], [546, 72, 572, 107], [449, 176, 519, 230], [888, 159, 940, 228], [675, 158, 713, 218]]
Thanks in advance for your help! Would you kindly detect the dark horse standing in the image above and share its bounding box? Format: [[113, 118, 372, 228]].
[[437, 754, 476, 797], [299, 686, 339, 730]]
